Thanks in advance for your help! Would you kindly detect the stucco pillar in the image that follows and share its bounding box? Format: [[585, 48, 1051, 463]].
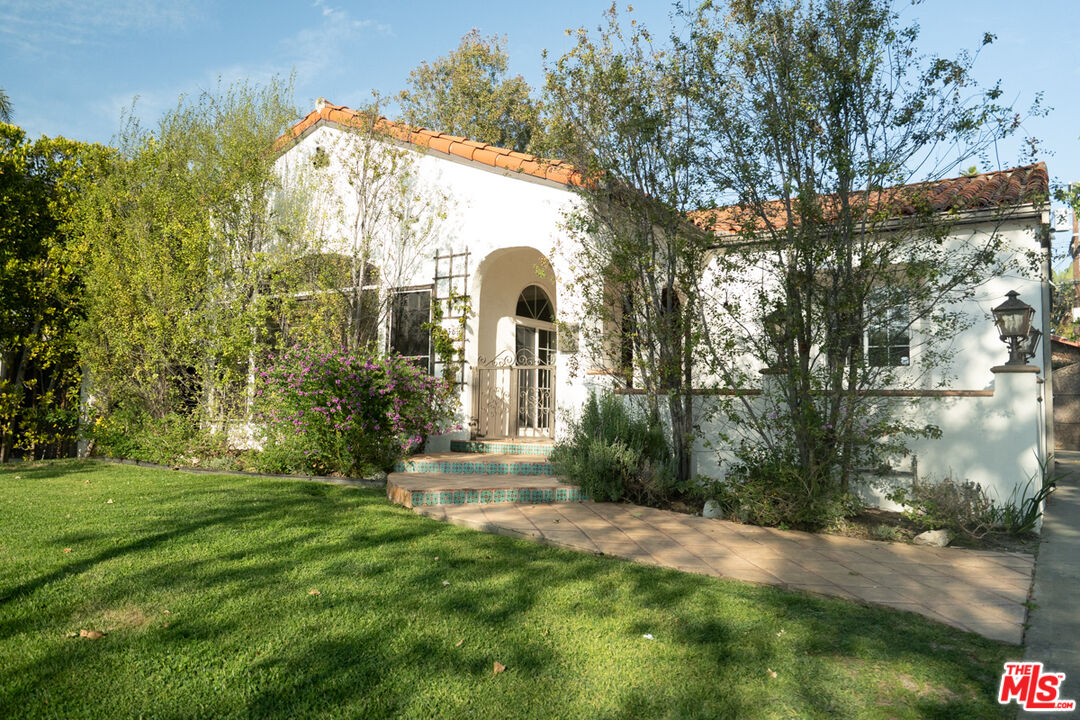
[[990, 364, 1045, 522]]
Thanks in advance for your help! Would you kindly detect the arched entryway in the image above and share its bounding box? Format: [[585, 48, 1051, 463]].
[[469, 247, 557, 439]]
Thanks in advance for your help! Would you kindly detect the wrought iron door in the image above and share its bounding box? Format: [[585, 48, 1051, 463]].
[[472, 329, 555, 438]]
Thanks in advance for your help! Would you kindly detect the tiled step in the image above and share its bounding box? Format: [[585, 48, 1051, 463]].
[[388, 472, 589, 509], [450, 439, 555, 457], [394, 452, 554, 476]]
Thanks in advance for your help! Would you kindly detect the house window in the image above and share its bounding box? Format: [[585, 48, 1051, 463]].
[[866, 290, 910, 367], [516, 285, 554, 322], [390, 289, 432, 372]]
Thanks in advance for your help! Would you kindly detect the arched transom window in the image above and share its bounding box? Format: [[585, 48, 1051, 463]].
[[516, 285, 554, 322]]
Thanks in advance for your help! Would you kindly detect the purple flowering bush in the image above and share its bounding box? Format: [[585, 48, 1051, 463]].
[[254, 345, 458, 476]]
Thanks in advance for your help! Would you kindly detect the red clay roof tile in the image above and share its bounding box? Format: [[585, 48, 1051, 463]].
[[427, 136, 453, 154], [471, 147, 500, 166], [691, 163, 1049, 234], [494, 153, 525, 172], [276, 101, 1048, 229], [276, 101, 582, 186], [449, 142, 475, 161]]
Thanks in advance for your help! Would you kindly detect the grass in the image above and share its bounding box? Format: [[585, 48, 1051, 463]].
[[0, 461, 1019, 719]]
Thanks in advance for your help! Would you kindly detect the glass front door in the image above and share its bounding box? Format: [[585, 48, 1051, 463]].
[[515, 324, 555, 436]]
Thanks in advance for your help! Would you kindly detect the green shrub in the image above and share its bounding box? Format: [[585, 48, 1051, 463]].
[[90, 406, 230, 466], [254, 345, 458, 476], [550, 392, 676, 505], [996, 458, 1057, 536], [887, 476, 998, 539], [870, 524, 901, 542], [710, 446, 858, 530]]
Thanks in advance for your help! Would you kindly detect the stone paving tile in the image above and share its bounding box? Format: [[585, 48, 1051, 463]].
[[702, 556, 764, 574], [934, 601, 1028, 627], [980, 623, 1025, 645], [786, 583, 859, 601], [720, 567, 786, 585], [419, 500, 1033, 643], [811, 569, 883, 588], [538, 531, 598, 553], [593, 541, 648, 557]]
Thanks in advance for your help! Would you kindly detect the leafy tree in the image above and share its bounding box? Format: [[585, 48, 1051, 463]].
[[0, 124, 109, 460], [546, 7, 710, 484], [1051, 267, 1080, 341], [398, 30, 542, 153], [76, 79, 309, 424], [689, 0, 1041, 520]]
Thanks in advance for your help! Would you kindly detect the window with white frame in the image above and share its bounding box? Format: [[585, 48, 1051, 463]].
[[865, 289, 910, 367], [389, 289, 432, 372]]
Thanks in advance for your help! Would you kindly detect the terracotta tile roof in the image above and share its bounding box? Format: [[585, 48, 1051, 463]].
[[692, 163, 1049, 234], [276, 101, 1047, 234], [1052, 334, 1080, 350], [275, 100, 582, 187]]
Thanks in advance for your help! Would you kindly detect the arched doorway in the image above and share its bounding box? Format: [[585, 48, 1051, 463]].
[[470, 248, 557, 439], [512, 285, 556, 436]]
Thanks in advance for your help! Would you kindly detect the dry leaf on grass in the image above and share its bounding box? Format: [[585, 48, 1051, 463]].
[[79, 629, 105, 639], [767, 669, 778, 679], [442, 580, 450, 586], [455, 639, 464, 647], [162, 609, 170, 615], [62, 548, 71, 554], [106, 499, 113, 504], [308, 589, 321, 596], [493, 662, 506, 675]]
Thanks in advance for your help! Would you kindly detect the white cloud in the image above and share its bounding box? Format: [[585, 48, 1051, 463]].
[[0, 0, 204, 56], [88, 2, 394, 134]]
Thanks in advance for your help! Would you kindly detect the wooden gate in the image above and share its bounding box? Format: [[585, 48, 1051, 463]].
[[1054, 361, 1080, 450]]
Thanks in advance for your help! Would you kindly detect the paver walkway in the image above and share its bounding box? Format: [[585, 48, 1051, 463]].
[[415, 500, 1035, 644], [1019, 452, 1080, 717]]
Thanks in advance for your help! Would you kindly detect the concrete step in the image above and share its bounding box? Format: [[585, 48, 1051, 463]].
[[394, 452, 554, 476], [450, 439, 555, 457], [388, 471, 589, 509]]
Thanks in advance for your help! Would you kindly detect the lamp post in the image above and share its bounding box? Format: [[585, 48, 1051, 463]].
[[992, 290, 1041, 366]]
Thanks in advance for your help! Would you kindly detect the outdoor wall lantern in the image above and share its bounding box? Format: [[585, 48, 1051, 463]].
[[992, 290, 1041, 365], [763, 307, 790, 366]]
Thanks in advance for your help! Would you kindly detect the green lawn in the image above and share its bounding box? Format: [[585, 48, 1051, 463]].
[[0, 461, 1017, 719]]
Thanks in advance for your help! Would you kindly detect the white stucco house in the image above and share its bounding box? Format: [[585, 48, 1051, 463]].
[[273, 100, 1053, 511]]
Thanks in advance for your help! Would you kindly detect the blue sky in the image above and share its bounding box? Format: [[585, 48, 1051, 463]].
[[3, 1, 1079, 250]]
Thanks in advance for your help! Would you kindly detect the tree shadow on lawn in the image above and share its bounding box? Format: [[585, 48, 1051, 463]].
[[0, 466, 1014, 719], [0, 458, 108, 480]]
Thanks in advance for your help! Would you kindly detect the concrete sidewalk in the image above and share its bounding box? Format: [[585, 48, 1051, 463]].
[[1020, 452, 1080, 717], [416, 499, 1034, 644]]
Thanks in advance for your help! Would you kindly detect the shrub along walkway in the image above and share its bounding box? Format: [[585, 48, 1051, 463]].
[[414, 499, 1034, 644]]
